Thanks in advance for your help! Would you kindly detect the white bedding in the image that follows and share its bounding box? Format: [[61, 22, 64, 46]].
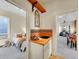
[[0, 39, 7, 46]]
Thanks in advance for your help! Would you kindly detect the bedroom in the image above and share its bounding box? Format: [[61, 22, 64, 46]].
[[0, 0, 27, 59]]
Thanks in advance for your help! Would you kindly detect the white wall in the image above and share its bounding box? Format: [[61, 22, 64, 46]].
[[40, 13, 57, 55], [25, 1, 57, 58]]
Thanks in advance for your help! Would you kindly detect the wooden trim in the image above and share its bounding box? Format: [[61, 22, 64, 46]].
[[28, 0, 46, 13]]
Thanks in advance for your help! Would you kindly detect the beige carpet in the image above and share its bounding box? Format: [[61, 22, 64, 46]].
[[0, 46, 26, 59], [57, 36, 78, 59]]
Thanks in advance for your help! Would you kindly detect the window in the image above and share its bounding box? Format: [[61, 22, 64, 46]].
[[0, 16, 9, 39]]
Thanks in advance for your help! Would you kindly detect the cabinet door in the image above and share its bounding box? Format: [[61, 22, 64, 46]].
[[30, 42, 43, 59], [44, 43, 49, 59]]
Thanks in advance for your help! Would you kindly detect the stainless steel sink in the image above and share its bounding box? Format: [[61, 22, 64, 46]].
[[40, 36, 50, 39]]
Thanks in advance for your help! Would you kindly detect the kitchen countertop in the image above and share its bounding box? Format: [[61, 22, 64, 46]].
[[31, 38, 51, 46]]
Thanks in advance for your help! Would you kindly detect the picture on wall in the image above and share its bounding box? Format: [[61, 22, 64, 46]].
[[34, 10, 40, 27]]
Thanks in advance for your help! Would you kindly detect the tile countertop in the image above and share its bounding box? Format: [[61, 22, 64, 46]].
[[30, 37, 51, 46]]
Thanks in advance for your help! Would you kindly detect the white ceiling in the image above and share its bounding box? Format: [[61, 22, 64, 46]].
[[0, 0, 26, 17], [5, 0, 27, 10], [38, 0, 78, 25], [0, 0, 77, 18], [38, 0, 77, 14], [5, 0, 77, 14]]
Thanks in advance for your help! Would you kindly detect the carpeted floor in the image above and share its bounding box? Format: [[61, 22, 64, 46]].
[[0, 36, 78, 59], [0, 46, 26, 59], [57, 36, 78, 59]]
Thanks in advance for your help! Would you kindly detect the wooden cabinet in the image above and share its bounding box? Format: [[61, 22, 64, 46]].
[[30, 42, 43, 59], [30, 40, 50, 59], [44, 42, 49, 59], [30, 29, 53, 59]]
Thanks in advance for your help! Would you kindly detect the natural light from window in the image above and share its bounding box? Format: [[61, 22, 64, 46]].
[[0, 16, 9, 39]]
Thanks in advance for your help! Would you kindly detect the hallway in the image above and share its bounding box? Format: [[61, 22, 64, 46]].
[[57, 36, 78, 59]]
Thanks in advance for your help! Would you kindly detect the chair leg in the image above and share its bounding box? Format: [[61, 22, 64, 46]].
[[67, 39, 69, 46], [70, 41, 73, 48], [75, 42, 77, 50]]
